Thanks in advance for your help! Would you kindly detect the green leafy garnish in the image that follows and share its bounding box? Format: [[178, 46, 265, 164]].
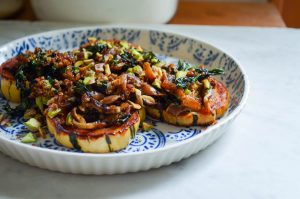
[[120, 51, 136, 66], [175, 68, 225, 89], [74, 81, 90, 95], [15, 66, 26, 89], [143, 51, 158, 63], [4, 100, 32, 117], [175, 77, 195, 89], [194, 68, 225, 81], [177, 60, 192, 71], [85, 43, 107, 55], [96, 80, 108, 93]]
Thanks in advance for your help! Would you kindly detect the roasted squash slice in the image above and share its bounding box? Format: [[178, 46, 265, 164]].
[[0, 56, 25, 103], [0, 78, 21, 103], [46, 112, 140, 153], [146, 78, 230, 126]]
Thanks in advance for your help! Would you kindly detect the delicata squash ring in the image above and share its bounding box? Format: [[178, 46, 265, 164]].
[[0, 57, 23, 103], [0, 38, 230, 153], [146, 78, 230, 126], [1, 78, 21, 103], [46, 112, 140, 153]]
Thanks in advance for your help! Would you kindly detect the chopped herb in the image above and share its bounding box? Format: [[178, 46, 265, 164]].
[[15, 65, 32, 100], [46, 75, 55, 85], [109, 58, 119, 66], [175, 68, 225, 89], [175, 77, 195, 89], [120, 51, 136, 67], [85, 43, 108, 55], [74, 81, 90, 95], [160, 94, 180, 108], [4, 100, 32, 117], [143, 51, 158, 61], [177, 60, 192, 71], [194, 68, 225, 82], [44, 65, 58, 79], [28, 60, 38, 69], [15, 65, 26, 89], [57, 67, 67, 74], [95, 80, 108, 93]]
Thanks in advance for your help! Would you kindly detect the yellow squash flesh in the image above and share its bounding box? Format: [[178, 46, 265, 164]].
[[46, 112, 140, 153], [1, 78, 21, 103], [146, 80, 230, 126]]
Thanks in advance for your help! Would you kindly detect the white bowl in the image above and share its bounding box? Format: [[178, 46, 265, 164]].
[[31, 0, 178, 23], [0, 26, 249, 174]]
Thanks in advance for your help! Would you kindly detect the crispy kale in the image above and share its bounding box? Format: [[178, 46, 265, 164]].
[[175, 68, 224, 89]]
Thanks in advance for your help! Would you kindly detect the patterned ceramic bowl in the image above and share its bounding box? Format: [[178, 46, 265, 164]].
[[0, 26, 249, 174]]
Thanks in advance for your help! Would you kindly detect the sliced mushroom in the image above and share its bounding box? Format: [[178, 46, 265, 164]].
[[72, 119, 107, 129], [127, 100, 142, 110], [101, 95, 120, 105], [81, 93, 91, 103], [102, 105, 121, 114], [120, 102, 131, 115], [127, 73, 141, 86], [78, 105, 86, 112], [135, 89, 143, 106], [71, 107, 86, 123], [90, 91, 104, 100], [142, 95, 156, 105], [119, 73, 127, 92], [141, 83, 164, 96]]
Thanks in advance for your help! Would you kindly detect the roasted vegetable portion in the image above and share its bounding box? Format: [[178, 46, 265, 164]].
[[0, 38, 230, 153]]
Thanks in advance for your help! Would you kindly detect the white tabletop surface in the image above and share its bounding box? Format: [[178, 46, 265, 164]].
[[0, 21, 299, 199]]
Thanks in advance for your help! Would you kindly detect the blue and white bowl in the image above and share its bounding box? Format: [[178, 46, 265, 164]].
[[0, 26, 249, 174]]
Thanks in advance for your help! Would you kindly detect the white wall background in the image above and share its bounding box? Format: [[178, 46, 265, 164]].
[[182, 0, 267, 2]]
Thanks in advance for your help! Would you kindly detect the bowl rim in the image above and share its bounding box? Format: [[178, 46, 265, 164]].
[[0, 25, 250, 158]]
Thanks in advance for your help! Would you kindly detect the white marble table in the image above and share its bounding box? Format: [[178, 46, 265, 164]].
[[0, 21, 299, 199]]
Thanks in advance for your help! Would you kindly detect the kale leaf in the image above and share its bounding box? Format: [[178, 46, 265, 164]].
[[74, 81, 90, 95], [85, 43, 107, 55], [143, 51, 157, 61], [175, 68, 225, 89], [4, 100, 32, 117], [177, 60, 193, 71], [175, 77, 196, 89]]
